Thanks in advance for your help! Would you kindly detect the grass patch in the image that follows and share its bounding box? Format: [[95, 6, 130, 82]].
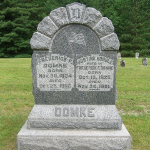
[[0, 58, 34, 150], [0, 57, 150, 150]]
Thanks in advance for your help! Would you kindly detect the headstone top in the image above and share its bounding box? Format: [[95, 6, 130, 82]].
[[66, 2, 86, 23], [30, 2, 120, 51], [37, 16, 58, 37], [83, 7, 102, 28], [50, 7, 69, 27]]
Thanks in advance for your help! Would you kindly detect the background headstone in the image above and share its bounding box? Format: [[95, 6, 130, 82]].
[[17, 2, 131, 150], [120, 60, 125, 67], [117, 53, 121, 59], [142, 57, 148, 66], [135, 52, 139, 59]]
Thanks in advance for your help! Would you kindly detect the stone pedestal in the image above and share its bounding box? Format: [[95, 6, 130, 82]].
[[17, 122, 131, 150], [17, 105, 131, 150], [27, 105, 122, 130]]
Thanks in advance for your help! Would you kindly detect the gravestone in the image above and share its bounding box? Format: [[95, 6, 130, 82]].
[[17, 3, 132, 150], [117, 53, 121, 59], [120, 60, 125, 67], [135, 52, 139, 59], [142, 57, 148, 66]]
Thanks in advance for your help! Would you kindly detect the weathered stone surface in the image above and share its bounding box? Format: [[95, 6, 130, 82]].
[[83, 7, 102, 28], [66, 2, 86, 23], [27, 105, 122, 129], [37, 16, 58, 37], [31, 51, 118, 105], [93, 17, 114, 38], [30, 32, 51, 50], [50, 24, 101, 55], [17, 122, 132, 150], [50, 7, 69, 27], [101, 33, 120, 50]]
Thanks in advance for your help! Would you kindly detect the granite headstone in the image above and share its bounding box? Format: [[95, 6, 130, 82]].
[[135, 52, 139, 59], [117, 53, 121, 59], [120, 60, 125, 67], [17, 2, 132, 150], [142, 57, 148, 66]]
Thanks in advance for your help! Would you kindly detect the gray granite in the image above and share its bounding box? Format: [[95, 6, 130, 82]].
[[142, 57, 148, 66], [30, 32, 51, 50], [27, 105, 122, 129], [51, 24, 101, 56], [93, 17, 114, 38], [83, 7, 102, 28], [66, 2, 86, 23], [100, 33, 120, 51], [50, 7, 69, 27], [31, 51, 118, 104], [37, 16, 58, 37], [17, 122, 131, 150]]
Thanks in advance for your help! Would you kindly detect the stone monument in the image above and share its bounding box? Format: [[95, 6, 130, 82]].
[[142, 57, 148, 66], [135, 52, 139, 59], [17, 2, 132, 150], [120, 60, 125, 67], [117, 53, 121, 59]]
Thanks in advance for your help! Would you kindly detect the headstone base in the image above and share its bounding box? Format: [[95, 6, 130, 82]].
[[17, 122, 131, 150], [27, 105, 122, 130]]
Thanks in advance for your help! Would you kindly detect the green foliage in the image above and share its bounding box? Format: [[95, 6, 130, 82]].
[[121, 50, 135, 57], [14, 54, 31, 58], [0, 0, 44, 58], [115, 0, 150, 53], [0, 0, 150, 57]]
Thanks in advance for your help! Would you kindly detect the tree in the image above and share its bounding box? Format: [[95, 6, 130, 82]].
[[115, 0, 150, 55], [0, 0, 44, 57]]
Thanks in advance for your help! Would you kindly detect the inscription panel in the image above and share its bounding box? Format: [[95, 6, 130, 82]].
[[37, 54, 74, 91], [36, 54, 114, 92], [76, 54, 114, 91]]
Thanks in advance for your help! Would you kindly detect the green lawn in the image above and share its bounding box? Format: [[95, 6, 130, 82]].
[[0, 58, 150, 150]]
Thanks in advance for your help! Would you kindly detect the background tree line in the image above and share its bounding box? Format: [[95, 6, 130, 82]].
[[0, 0, 150, 58]]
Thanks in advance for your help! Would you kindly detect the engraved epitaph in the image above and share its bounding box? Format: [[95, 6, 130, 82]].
[[17, 3, 131, 150]]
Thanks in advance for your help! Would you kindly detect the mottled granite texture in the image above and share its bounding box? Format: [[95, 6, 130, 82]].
[[17, 122, 131, 150]]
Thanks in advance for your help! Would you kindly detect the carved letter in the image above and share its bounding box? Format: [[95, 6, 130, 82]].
[[55, 107, 61, 117], [80, 107, 86, 117], [63, 107, 69, 117], [88, 107, 95, 117], [71, 8, 81, 19], [70, 107, 79, 117]]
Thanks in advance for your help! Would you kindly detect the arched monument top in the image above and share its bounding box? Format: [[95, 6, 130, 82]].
[[30, 2, 120, 51]]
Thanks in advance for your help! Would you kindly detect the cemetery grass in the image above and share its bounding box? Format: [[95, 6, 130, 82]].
[[0, 58, 150, 150]]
